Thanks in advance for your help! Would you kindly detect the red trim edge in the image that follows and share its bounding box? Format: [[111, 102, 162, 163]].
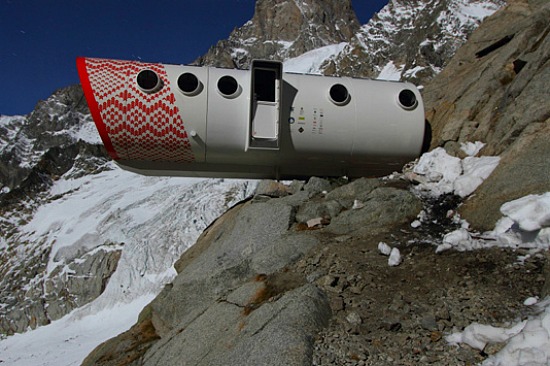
[[76, 57, 119, 160]]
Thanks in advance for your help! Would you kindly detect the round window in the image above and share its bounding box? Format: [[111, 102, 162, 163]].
[[398, 89, 418, 110], [136, 69, 163, 93], [217, 76, 241, 98], [178, 73, 202, 96], [329, 84, 351, 106]]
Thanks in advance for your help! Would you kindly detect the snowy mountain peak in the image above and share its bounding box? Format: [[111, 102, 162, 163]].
[[318, 0, 505, 82], [0, 85, 100, 193], [194, 0, 360, 69], [194, 0, 504, 84]]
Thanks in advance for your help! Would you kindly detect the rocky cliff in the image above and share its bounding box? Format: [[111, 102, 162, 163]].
[[81, 1, 550, 365], [194, 0, 360, 69], [195, 0, 505, 84], [0, 86, 115, 334], [423, 0, 550, 230], [323, 0, 505, 82]]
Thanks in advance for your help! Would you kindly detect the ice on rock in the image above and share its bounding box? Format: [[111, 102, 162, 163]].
[[411, 146, 500, 198], [388, 247, 402, 267], [500, 193, 550, 232], [378, 242, 392, 256], [460, 141, 485, 156], [446, 321, 526, 351]]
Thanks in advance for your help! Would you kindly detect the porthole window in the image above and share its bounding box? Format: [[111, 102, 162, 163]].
[[217, 75, 241, 98], [329, 84, 351, 106], [398, 89, 418, 110], [178, 72, 203, 96], [136, 69, 163, 93]]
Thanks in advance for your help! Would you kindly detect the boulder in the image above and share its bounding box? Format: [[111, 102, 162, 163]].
[[254, 180, 290, 197], [295, 200, 343, 224], [325, 177, 381, 208], [83, 199, 329, 366], [303, 177, 333, 195], [142, 283, 329, 366], [327, 187, 422, 235]]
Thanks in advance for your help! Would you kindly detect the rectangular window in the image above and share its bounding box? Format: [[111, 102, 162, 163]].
[[253, 68, 277, 102]]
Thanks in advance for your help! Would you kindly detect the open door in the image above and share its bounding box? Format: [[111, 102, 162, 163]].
[[248, 60, 282, 150]]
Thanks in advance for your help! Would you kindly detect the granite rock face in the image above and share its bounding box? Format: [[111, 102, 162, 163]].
[[423, 0, 550, 230], [0, 245, 121, 335], [323, 0, 505, 82], [0, 85, 97, 192], [195, 0, 360, 69], [82, 177, 421, 366], [194, 0, 504, 85]]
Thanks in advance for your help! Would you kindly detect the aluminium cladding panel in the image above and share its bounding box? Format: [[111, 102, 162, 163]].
[[164, 64, 208, 162], [350, 79, 425, 161], [280, 73, 356, 163], [205, 67, 279, 165], [76, 58, 198, 166], [113, 159, 277, 179], [206, 68, 248, 163]]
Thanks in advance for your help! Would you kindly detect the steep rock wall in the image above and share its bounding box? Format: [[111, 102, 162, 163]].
[[423, 0, 550, 230]]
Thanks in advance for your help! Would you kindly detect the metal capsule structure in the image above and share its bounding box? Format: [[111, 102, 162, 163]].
[[76, 57, 427, 179]]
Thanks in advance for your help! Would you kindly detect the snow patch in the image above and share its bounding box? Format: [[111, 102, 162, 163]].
[[0, 295, 155, 366], [500, 193, 550, 232], [388, 247, 402, 267], [461, 141, 485, 156], [448, 298, 550, 366], [283, 43, 347, 74], [411, 147, 499, 198], [436, 193, 550, 254], [447, 320, 527, 351], [377, 61, 403, 81], [378, 242, 392, 256]]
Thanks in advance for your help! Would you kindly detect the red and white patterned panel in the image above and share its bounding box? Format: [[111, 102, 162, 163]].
[[81, 58, 195, 163]]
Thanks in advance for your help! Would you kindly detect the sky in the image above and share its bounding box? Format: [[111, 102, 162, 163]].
[[1, 0, 388, 116]]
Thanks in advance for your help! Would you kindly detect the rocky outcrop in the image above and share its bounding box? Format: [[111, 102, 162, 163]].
[[0, 85, 113, 335], [423, 0, 550, 230], [0, 84, 95, 192], [82, 179, 422, 365], [0, 244, 121, 335], [323, 0, 505, 82], [194, 0, 360, 69], [193, 0, 504, 85]]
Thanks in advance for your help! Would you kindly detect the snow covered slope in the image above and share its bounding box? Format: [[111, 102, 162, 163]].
[[1, 155, 255, 333], [0, 83, 256, 364], [1, 162, 254, 365], [0, 85, 257, 338]]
